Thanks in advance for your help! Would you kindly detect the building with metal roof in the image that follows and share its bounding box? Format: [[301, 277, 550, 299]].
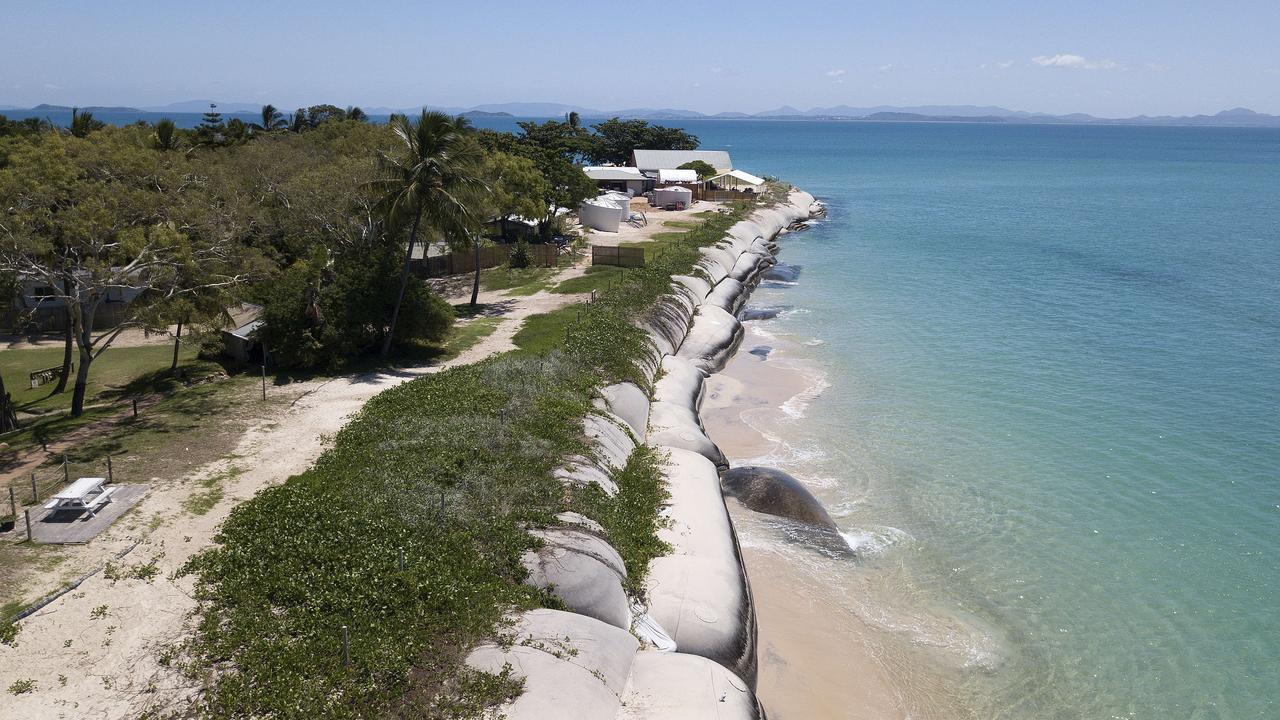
[[631, 149, 733, 174], [583, 166, 647, 195]]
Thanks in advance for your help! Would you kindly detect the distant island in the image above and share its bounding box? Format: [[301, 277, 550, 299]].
[[5, 99, 1280, 128]]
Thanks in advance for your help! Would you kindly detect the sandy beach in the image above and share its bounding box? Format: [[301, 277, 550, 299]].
[[704, 321, 942, 720]]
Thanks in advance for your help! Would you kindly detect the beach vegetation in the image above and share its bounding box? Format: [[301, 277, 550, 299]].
[[177, 196, 754, 718]]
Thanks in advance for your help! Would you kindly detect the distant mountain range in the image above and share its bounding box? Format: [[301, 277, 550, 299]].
[[5, 100, 1280, 127]]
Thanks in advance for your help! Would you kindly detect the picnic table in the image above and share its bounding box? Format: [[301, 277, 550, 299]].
[[43, 477, 117, 518]]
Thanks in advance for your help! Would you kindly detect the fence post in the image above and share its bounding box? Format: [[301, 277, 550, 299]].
[[31, 473, 38, 503], [25, 509, 32, 542], [341, 625, 350, 668], [261, 365, 267, 401], [63, 455, 69, 484], [132, 398, 138, 417], [107, 455, 113, 484], [8, 487, 15, 519]]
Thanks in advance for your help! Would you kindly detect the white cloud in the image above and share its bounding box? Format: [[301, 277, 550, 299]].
[[878, 64, 894, 72], [997, 60, 1015, 69], [1031, 54, 1119, 70], [825, 68, 847, 77]]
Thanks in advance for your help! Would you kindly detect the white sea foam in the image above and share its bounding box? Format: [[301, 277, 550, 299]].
[[840, 525, 913, 555], [779, 372, 830, 419]]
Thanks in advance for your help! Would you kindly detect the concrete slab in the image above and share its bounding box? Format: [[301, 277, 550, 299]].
[[31, 485, 149, 544]]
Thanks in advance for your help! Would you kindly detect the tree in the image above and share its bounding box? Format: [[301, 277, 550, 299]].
[[516, 119, 598, 165], [194, 103, 226, 146], [305, 104, 347, 127], [0, 371, 17, 432], [347, 107, 369, 123], [69, 108, 105, 139], [152, 118, 181, 151], [483, 152, 548, 242], [288, 108, 307, 133], [527, 149, 595, 241], [252, 104, 287, 133], [678, 160, 716, 180], [588, 117, 699, 165], [370, 111, 486, 352], [0, 128, 249, 416]]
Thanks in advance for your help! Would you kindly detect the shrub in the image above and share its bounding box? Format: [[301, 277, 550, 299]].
[[255, 244, 454, 369], [508, 240, 531, 269]]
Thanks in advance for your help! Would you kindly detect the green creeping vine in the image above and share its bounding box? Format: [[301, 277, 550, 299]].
[[178, 199, 760, 718]]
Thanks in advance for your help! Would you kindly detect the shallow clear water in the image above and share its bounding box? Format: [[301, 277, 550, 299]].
[[687, 120, 1280, 718]]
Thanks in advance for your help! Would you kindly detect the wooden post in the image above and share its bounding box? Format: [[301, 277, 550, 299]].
[[261, 365, 267, 401], [63, 455, 69, 484], [107, 455, 113, 484], [25, 509, 32, 542], [8, 487, 16, 519], [132, 398, 138, 417], [31, 473, 38, 503], [341, 625, 350, 668]]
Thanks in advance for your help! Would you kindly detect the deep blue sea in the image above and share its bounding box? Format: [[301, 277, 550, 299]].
[[683, 120, 1279, 718]]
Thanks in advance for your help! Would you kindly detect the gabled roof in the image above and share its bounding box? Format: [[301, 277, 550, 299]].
[[631, 149, 733, 172], [583, 166, 645, 181], [710, 169, 766, 186]]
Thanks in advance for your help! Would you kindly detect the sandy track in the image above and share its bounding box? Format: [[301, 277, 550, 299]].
[[0, 265, 588, 719]]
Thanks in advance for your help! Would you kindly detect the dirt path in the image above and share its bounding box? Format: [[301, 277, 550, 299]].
[[0, 264, 590, 719]]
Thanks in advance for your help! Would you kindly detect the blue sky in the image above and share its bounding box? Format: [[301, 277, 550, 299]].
[[2, 0, 1279, 116]]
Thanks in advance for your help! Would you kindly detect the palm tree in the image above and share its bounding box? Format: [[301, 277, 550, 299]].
[[152, 117, 181, 150], [370, 110, 487, 357], [69, 108, 104, 138], [288, 108, 308, 133], [252, 104, 287, 133]]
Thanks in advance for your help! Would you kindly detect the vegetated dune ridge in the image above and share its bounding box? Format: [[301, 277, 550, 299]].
[[468, 190, 821, 719]]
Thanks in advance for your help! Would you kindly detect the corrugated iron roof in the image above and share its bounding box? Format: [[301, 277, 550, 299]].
[[583, 166, 645, 181], [631, 149, 733, 172]]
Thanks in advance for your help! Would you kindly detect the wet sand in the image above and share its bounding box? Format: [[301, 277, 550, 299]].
[[703, 324, 916, 720]]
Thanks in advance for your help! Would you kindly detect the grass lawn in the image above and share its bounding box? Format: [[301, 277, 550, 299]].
[[443, 317, 501, 356], [552, 265, 624, 295], [1, 342, 202, 417], [511, 305, 580, 355], [478, 265, 559, 296]]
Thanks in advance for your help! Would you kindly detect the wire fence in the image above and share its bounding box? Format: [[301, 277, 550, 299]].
[[2, 455, 117, 526]]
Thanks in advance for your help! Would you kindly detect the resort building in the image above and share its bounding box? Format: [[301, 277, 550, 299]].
[[582, 165, 647, 195], [630, 149, 733, 174]]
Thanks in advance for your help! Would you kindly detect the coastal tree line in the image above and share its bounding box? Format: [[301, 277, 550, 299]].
[[0, 104, 698, 418]]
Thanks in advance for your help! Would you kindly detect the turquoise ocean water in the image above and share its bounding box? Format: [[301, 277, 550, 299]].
[[679, 120, 1279, 718]]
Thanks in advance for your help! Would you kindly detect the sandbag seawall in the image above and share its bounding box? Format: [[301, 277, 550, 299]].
[[466, 190, 820, 720]]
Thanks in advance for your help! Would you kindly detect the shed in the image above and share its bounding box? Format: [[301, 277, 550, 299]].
[[583, 166, 647, 195], [222, 318, 264, 364]]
